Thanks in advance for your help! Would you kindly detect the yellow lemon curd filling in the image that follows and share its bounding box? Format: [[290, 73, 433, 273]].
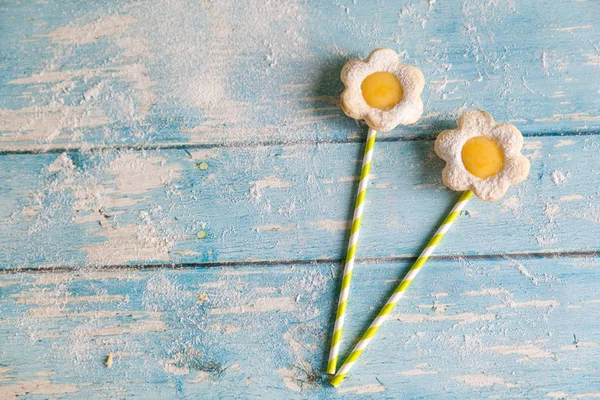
[[461, 136, 504, 179], [361, 72, 403, 110]]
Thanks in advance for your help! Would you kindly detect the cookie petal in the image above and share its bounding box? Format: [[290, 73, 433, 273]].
[[457, 110, 495, 134]]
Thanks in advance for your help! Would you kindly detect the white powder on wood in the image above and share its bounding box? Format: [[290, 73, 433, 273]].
[[551, 170, 567, 185]]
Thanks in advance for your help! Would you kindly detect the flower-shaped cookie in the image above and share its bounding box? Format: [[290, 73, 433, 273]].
[[340, 48, 425, 132], [434, 110, 530, 202]]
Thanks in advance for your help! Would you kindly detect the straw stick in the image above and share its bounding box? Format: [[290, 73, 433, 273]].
[[330, 190, 473, 386], [327, 127, 377, 374]]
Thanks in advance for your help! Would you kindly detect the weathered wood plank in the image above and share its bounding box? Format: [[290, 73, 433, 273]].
[[1, 0, 600, 151], [2, 1, 600, 399], [1, 257, 599, 398], [1, 134, 598, 269]]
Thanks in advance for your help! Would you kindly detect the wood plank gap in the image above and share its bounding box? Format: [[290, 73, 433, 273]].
[[2, 250, 598, 275], [1, 129, 597, 156]]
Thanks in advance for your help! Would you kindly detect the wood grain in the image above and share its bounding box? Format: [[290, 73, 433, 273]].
[[1, 134, 599, 269], [2, 0, 600, 398], [1, 0, 600, 151], [1, 258, 599, 398]]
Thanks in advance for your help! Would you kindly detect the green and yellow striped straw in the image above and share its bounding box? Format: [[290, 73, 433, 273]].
[[330, 190, 473, 386], [327, 127, 377, 374]]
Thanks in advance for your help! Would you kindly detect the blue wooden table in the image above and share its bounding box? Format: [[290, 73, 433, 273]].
[[1, 0, 600, 398]]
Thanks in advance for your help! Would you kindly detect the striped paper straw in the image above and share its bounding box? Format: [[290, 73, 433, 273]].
[[327, 128, 377, 374], [330, 190, 473, 386]]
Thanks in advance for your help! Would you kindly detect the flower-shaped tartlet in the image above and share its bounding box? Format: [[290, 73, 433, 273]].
[[434, 110, 530, 202], [340, 48, 425, 131]]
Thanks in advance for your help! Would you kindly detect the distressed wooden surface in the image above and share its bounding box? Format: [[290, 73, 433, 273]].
[[1, 135, 600, 270], [2, 258, 600, 399], [1, 0, 600, 151], [2, 0, 600, 398]]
